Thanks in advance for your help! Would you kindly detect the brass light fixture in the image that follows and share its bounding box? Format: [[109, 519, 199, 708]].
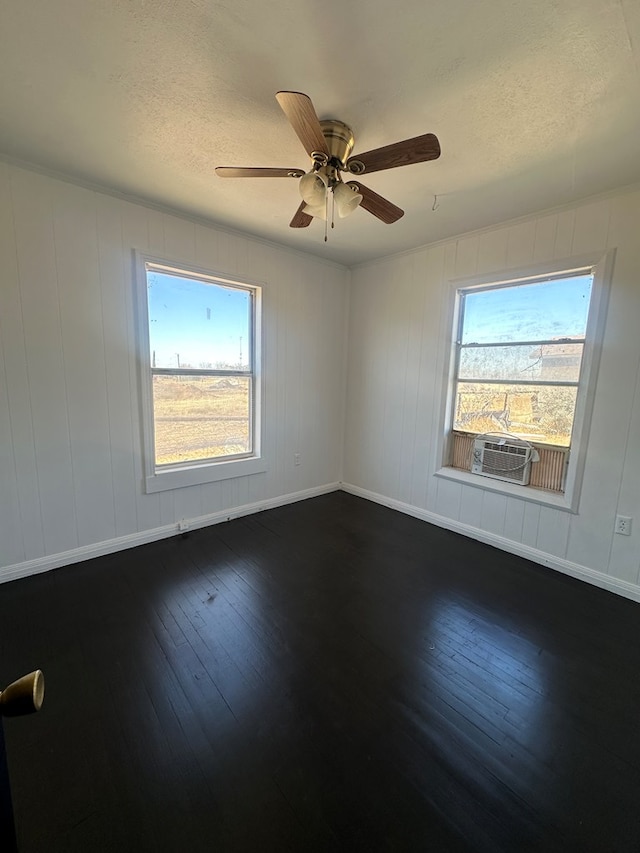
[[0, 671, 45, 717], [298, 121, 363, 237]]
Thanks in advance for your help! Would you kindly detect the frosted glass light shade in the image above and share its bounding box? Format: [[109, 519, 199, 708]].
[[299, 171, 328, 206], [303, 202, 327, 221], [334, 182, 362, 218]]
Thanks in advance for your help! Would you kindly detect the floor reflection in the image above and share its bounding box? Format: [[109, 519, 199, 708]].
[[422, 595, 548, 748]]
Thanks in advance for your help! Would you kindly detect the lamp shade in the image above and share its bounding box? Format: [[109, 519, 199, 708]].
[[333, 182, 362, 218], [299, 170, 328, 206], [303, 202, 327, 221]]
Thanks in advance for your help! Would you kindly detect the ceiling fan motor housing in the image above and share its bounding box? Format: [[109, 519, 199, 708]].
[[318, 120, 355, 168]]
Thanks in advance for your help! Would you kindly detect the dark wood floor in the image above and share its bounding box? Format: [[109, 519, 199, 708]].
[[2, 492, 640, 851]]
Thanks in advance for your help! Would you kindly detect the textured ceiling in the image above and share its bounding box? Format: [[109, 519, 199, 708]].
[[1, 0, 639, 266]]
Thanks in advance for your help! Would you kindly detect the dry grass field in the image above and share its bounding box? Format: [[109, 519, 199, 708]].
[[454, 384, 576, 445], [152, 376, 250, 465]]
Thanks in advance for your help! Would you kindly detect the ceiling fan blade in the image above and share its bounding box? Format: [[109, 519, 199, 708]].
[[347, 133, 440, 175], [215, 167, 304, 178], [276, 91, 329, 158], [347, 181, 404, 224], [290, 202, 313, 228]]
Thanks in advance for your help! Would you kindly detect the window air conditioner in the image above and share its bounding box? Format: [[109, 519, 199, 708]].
[[471, 435, 536, 485]]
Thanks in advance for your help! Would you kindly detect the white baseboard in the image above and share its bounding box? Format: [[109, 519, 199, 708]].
[[0, 483, 340, 585], [5, 479, 639, 605], [340, 482, 640, 604]]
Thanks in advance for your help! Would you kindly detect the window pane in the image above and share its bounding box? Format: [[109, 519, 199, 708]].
[[459, 342, 584, 382], [152, 375, 251, 465], [453, 382, 578, 446], [147, 271, 251, 369], [461, 275, 592, 344]]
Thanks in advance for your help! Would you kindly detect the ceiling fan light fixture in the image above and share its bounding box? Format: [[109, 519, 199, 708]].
[[333, 182, 362, 218], [302, 202, 327, 221], [299, 170, 328, 206]]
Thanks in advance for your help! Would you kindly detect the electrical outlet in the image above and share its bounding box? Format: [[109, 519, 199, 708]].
[[615, 515, 632, 536], [294, 453, 301, 466]]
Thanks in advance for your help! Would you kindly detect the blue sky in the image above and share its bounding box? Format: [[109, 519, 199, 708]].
[[461, 275, 593, 344], [147, 271, 251, 368]]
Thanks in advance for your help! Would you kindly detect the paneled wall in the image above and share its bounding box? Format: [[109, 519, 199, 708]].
[[344, 189, 640, 599], [0, 164, 349, 578]]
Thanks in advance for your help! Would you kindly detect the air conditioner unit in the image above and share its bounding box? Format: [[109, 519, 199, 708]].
[[471, 436, 533, 485]]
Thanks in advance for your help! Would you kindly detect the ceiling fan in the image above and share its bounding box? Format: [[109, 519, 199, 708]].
[[215, 91, 440, 236]]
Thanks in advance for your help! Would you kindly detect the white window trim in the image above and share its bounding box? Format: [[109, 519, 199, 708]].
[[133, 251, 267, 494], [433, 250, 615, 513]]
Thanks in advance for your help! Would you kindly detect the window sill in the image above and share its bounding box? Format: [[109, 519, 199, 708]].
[[434, 466, 577, 513], [145, 456, 267, 493]]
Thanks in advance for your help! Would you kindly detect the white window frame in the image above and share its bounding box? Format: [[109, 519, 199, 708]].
[[134, 251, 266, 493], [434, 250, 614, 512]]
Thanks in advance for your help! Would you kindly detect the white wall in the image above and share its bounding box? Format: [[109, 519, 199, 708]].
[[0, 164, 349, 580], [344, 188, 640, 600]]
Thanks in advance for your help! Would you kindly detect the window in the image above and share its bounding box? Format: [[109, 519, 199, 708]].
[[453, 272, 593, 448], [135, 254, 265, 493], [436, 253, 614, 511]]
